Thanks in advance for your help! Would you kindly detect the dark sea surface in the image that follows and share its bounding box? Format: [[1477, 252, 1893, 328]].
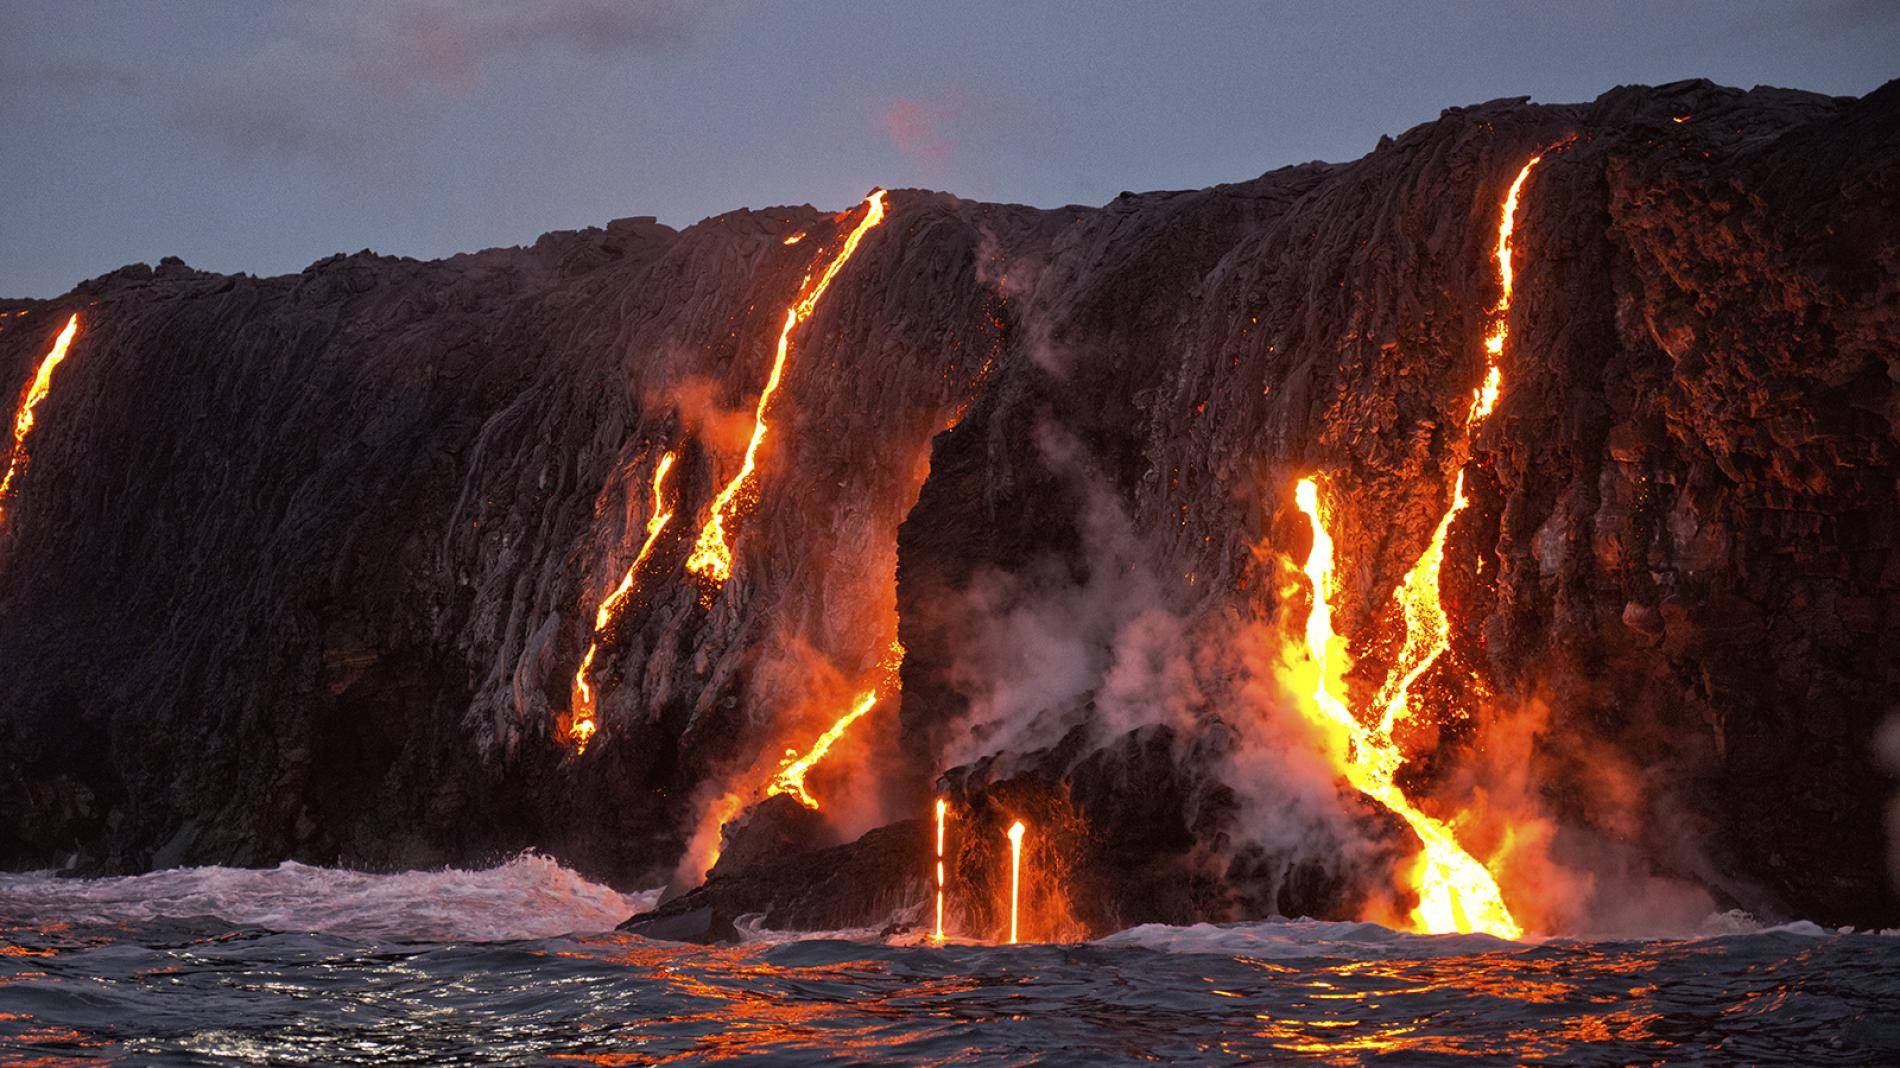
[[2, 857, 1895, 1065]]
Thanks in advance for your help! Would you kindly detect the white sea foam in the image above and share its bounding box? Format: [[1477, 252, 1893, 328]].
[[0, 853, 657, 942], [1092, 912, 1891, 957], [1093, 918, 1518, 959]]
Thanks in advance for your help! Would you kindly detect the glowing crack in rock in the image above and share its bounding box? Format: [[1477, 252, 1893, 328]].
[[685, 191, 888, 591], [566, 450, 678, 753]]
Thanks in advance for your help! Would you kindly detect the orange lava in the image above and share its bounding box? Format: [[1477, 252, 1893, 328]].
[[1005, 820, 1026, 944], [1470, 156, 1540, 427], [0, 313, 79, 524], [1278, 157, 1545, 940], [933, 798, 948, 943], [1291, 479, 1521, 939], [765, 689, 879, 809], [686, 191, 888, 591], [567, 450, 678, 752]]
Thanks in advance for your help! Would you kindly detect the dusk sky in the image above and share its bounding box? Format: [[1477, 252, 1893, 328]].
[[3, 0, 1896, 298]]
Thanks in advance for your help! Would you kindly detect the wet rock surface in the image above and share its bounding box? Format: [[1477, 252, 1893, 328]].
[[2, 80, 1895, 931]]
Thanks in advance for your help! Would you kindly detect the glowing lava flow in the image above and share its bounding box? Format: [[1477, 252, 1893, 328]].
[[0, 313, 79, 523], [1292, 480, 1520, 938], [1470, 155, 1541, 427], [934, 798, 948, 943], [1373, 156, 1540, 737], [1005, 820, 1026, 944], [765, 689, 879, 809], [685, 191, 888, 590], [1280, 158, 1545, 940], [567, 450, 678, 753]]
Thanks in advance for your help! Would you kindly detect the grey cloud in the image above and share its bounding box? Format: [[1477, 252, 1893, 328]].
[[177, 0, 716, 164]]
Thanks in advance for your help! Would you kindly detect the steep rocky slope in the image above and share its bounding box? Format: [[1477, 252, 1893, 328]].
[[3, 79, 1894, 933]]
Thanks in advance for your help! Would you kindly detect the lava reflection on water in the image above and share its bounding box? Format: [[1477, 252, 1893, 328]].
[[1, 891, 1894, 1066]]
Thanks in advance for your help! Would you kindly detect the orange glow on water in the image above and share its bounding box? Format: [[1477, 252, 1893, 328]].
[[0, 314, 78, 523], [566, 450, 678, 752], [1005, 820, 1026, 944], [765, 690, 879, 810], [686, 191, 888, 591]]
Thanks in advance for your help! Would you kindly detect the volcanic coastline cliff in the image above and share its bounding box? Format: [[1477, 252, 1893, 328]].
[[1, 79, 1895, 935]]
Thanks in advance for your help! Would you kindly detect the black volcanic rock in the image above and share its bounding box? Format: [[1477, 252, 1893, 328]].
[[624, 819, 930, 936], [2, 79, 1896, 932]]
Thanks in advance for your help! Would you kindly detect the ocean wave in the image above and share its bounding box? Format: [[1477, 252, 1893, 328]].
[[0, 853, 655, 942], [1093, 918, 1518, 958]]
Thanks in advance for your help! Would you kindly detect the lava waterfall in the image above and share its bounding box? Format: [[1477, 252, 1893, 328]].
[[1, 79, 1895, 937]]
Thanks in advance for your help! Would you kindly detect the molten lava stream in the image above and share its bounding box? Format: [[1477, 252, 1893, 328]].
[[684, 190, 888, 593], [1277, 157, 1547, 940], [1292, 479, 1520, 939], [1005, 820, 1026, 944], [1467, 154, 1540, 430], [933, 798, 948, 943], [566, 450, 678, 753], [0, 313, 80, 523], [765, 689, 880, 810]]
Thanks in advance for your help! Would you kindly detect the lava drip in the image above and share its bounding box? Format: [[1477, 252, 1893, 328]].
[[1005, 820, 1026, 944], [0, 313, 80, 525], [684, 190, 888, 593], [933, 798, 948, 943], [1282, 156, 1545, 939], [565, 450, 678, 752]]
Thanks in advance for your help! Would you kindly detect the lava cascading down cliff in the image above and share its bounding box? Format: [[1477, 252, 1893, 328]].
[[566, 450, 677, 752], [1280, 156, 1543, 939], [1, 80, 1895, 935], [0, 314, 79, 526]]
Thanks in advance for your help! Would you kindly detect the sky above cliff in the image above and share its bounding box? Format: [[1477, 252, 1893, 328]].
[[2, 0, 1896, 297]]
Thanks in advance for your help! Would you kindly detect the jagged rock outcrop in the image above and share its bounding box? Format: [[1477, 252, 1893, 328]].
[[3, 79, 1895, 931]]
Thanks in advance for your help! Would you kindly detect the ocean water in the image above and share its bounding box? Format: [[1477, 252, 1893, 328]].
[[2, 857, 1896, 1065]]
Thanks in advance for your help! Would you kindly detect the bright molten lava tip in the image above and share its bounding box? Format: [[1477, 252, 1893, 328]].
[[1005, 819, 1026, 945], [0, 313, 80, 522], [567, 449, 678, 753], [765, 689, 880, 810], [685, 190, 888, 593]]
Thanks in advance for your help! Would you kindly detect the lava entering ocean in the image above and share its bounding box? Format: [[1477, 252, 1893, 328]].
[[1291, 477, 1520, 939], [566, 450, 678, 752], [933, 798, 948, 943], [685, 190, 889, 591], [1005, 820, 1026, 944], [1281, 156, 1546, 939], [0, 313, 79, 526]]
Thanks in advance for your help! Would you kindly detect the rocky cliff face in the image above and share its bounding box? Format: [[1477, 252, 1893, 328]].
[[2, 79, 1894, 933]]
